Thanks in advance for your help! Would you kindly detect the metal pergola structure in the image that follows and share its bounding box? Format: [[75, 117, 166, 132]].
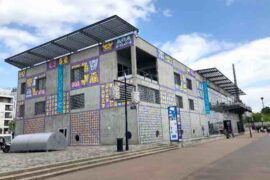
[[196, 68, 246, 96], [5, 15, 138, 69]]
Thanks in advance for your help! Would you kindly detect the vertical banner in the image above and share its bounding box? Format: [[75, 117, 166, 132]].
[[203, 80, 210, 114], [168, 106, 182, 141], [57, 64, 64, 113]]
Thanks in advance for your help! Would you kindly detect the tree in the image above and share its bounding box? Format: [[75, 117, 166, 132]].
[[8, 120, 15, 132], [252, 113, 263, 122], [261, 107, 270, 115]]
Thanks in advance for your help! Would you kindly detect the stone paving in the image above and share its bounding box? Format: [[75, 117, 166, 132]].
[[0, 144, 156, 173]]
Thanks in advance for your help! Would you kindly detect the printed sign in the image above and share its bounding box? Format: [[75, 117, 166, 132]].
[[168, 106, 182, 141], [100, 35, 133, 54], [47, 56, 69, 70], [203, 81, 210, 114]]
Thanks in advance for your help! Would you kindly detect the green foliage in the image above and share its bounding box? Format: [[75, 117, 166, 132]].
[[261, 107, 270, 115], [8, 120, 15, 131], [252, 113, 263, 122]]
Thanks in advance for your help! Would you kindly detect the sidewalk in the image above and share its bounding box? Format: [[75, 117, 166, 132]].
[[48, 132, 266, 180]]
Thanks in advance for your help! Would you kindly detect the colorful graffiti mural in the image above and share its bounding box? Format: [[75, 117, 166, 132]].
[[25, 73, 46, 99], [16, 101, 24, 120], [47, 56, 69, 70], [160, 87, 176, 109], [197, 81, 204, 99], [70, 110, 100, 145], [24, 117, 45, 134], [100, 82, 131, 109], [18, 70, 26, 79], [100, 34, 133, 54], [46, 92, 69, 116], [71, 57, 99, 90], [157, 49, 173, 64]]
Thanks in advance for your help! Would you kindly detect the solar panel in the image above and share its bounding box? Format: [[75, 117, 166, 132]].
[[5, 15, 138, 69]]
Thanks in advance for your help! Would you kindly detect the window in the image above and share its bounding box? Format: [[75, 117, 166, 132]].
[[35, 101, 46, 115], [21, 82, 26, 94], [174, 73, 181, 86], [19, 104, 25, 117], [176, 95, 183, 108], [188, 99, 195, 110], [70, 94, 85, 109], [36, 77, 46, 90], [71, 67, 84, 82], [187, 78, 192, 90], [4, 120, 9, 126], [59, 128, 67, 137], [138, 85, 160, 104]]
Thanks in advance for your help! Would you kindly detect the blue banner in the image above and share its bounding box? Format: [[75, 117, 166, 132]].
[[57, 64, 64, 113], [168, 106, 182, 141], [203, 81, 210, 114]]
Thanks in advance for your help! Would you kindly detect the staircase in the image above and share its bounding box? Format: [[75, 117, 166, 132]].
[[0, 144, 178, 180]]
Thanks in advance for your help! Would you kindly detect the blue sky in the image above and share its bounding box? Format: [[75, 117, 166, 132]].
[[0, 0, 269, 111]]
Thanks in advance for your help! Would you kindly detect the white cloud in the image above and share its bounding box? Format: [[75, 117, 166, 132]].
[[0, 0, 156, 58], [161, 33, 237, 65], [161, 33, 270, 112], [162, 9, 172, 17]]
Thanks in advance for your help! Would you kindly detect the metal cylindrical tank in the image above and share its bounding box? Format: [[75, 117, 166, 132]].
[[10, 132, 68, 152]]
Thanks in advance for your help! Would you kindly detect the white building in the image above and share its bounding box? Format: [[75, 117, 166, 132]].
[[0, 88, 16, 134]]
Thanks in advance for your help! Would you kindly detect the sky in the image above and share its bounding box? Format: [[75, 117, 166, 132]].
[[0, 0, 269, 112]]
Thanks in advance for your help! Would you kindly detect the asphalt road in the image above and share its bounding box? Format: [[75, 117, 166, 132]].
[[48, 133, 268, 180]]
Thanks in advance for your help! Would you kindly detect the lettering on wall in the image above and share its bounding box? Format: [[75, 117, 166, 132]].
[[71, 57, 99, 90], [100, 35, 133, 54]]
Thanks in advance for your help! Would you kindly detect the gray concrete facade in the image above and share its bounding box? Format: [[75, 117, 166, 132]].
[[14, 33, 243, 145]]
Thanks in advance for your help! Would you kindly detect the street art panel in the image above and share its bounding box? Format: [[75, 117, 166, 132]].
[[157, 49, 173, 65], [100, 34, 133, 54], [100, 81, 131, 109], [197, 81, 204, 99], [16, 101, 24, 120], [71, 57, 99, 90], [160, 87, 176, 109], [25, 73, 46, 99], [70, 110, 100, 145], [24, 117, 45, 134], [18, 70, 26, 79], [46, 92, 69, 116], [47, 56, 69, 70]]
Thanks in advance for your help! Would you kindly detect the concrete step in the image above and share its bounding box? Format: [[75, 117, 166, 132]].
[[0, 145, 178, 180]]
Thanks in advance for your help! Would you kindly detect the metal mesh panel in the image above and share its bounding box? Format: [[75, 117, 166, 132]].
[[138, 85, 160, 104], [70, 94, 85, 109], [19, 104, 25, 117]]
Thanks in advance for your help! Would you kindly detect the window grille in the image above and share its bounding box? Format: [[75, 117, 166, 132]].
[[71, 67, 84, 82], [138, 85, 160, 104], [70, 94, 85, 109], [35, 101, 46, 115], [19, 104, 25, 117], [21, 82, 26, 94]]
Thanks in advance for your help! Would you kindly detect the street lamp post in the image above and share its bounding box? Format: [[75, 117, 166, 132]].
[[261, 97, 265, 128]]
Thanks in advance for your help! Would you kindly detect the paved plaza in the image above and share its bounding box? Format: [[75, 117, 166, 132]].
[[0, 144, 156, 173], [48, 133, 267, 180]]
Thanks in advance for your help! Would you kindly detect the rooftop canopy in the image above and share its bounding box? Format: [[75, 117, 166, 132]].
[[196, 68, 246, 96], [5, 15, 138, 69]]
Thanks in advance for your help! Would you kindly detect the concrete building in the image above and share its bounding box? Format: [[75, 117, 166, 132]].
[[5, 16, 251, 145], [0, 88, 16, 135]]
